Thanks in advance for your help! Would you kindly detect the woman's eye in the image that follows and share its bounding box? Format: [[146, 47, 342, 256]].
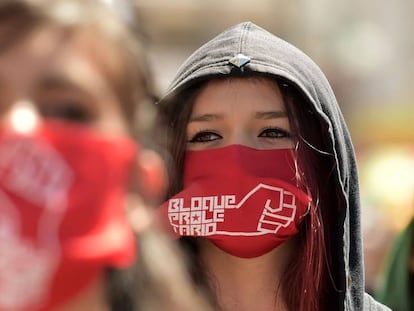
[[188, 131, 222, 143], [258, 128, 291, 139], [39, 101, 94, 123]]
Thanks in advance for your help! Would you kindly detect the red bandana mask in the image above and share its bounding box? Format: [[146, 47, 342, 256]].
[[159, 145, 311, 258], [0, 121, 137, 311]]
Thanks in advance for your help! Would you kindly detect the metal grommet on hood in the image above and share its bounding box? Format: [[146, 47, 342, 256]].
[[228, 53, 250, 69]]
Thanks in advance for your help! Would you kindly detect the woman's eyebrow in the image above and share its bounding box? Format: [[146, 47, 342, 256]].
[[189, 113, 224, 122], [254, 111, 287, 120], [37, 74, 85, 93]]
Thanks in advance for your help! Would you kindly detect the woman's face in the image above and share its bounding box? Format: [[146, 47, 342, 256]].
[[186, 77, 294, 151], [0, 24, 128, 135]]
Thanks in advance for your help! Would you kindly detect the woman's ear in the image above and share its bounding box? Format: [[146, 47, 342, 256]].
[[135, 149, 167, 206], [126, 149, 167, 234]]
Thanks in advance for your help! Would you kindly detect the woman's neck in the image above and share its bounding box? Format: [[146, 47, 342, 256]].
[[199, 238, 297, 311]]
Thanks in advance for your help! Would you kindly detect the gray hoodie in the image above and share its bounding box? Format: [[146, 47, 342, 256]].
[[158, 22, 390, 311]]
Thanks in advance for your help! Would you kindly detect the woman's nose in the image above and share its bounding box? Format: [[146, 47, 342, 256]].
[[2, 99, 40, 133], [227, 130, 256, 148]]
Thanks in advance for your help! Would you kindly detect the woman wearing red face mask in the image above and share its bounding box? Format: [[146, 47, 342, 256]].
[[155, 22, 391, 311], [0, 1, 212, 311]]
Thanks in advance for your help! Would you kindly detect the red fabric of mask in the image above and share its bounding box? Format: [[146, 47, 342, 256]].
[[159, 145, 311, 258], [0, 121, 137, 311]]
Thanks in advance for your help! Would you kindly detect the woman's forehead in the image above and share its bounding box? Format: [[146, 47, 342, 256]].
[[0, 25, 122, 90], [193, 76, 285, 113]]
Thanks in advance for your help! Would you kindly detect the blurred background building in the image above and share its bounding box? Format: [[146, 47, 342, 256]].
[[134, 0, 414, 293]]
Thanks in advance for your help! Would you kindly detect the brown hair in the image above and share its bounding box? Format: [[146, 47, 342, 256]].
[[156, 75, 343, 310]]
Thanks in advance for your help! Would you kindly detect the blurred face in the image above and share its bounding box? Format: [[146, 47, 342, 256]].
[[0, 19, 168, 311], [0, 24, 128, 135], [186, 77, 294, 151]]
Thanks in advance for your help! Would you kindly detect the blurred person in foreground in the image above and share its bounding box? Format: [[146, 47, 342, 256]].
[[0, 1, 212, 311], [375, 217, 414, 311]]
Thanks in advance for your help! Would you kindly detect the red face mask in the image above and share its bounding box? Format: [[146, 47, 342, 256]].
[[159, 145, 311, 258], [0, 121, 137, 311]]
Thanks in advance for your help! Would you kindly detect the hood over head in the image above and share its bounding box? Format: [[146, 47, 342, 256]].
[[157, 22, 389, 311]]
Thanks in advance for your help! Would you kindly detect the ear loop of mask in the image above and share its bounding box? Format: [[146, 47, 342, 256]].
[[293, 140, 312, 220]]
